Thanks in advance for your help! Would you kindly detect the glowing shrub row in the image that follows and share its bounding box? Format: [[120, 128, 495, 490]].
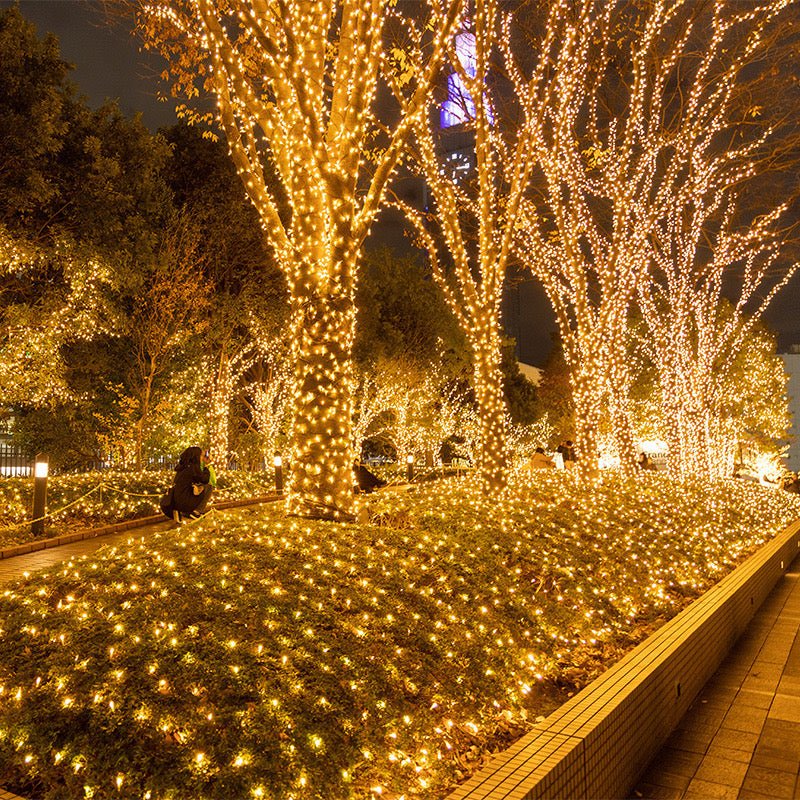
[[0, 471, 276, 549], [0, 473, 797, 799]]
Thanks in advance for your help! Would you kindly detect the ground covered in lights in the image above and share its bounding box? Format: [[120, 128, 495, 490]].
[[0, 470, 277, 549], [0, 472, 798, 800]]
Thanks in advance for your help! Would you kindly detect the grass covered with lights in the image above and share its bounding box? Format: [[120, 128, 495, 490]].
[[0, 470, 277, 549], [0, 472, 798, 800]]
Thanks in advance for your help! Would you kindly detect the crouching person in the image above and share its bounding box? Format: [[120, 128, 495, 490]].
[[169, 446, 215, 523]]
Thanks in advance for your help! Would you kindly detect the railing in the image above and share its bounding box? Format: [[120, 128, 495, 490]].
[[0, 444, 31, 477], [0, 445, 265, 478]]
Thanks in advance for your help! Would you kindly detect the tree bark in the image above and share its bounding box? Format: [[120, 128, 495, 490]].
[[286, 287, 357, 521], [470, 324, 508, 493], [570, 365, 602, 480]]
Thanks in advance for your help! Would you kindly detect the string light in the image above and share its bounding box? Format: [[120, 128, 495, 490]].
[[136, 0, 466, 520], [352, 354, 479, 465], [0, 473, 796, 796], [511, 0, 795, 478], [0, 469, 276, 549], [399, 0, 542, 492]]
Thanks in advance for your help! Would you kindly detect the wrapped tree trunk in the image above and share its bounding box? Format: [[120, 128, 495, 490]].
[[470, 321, 508, 492], [569, 366, 602, 480], [136, 0, 463, 522], [287, 282, 357, 520]]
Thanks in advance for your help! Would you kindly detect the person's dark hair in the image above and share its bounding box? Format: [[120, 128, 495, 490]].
[[177, 446, 203, 470], [535, 447, 545, 454]]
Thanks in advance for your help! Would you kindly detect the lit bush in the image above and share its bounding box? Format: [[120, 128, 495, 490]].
[[0, 473, 797, 799]]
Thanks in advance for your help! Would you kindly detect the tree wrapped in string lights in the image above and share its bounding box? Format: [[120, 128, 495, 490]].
[[632, 2, 800, 479], [640, 214, 798, 479], [400, 0, 541, 491], [0, 226, 115, 410], [133, 0, 464, 519], [240, 324, 293, 467], [513, 0, 796, 477]]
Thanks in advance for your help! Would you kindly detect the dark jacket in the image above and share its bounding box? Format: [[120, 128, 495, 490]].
[[173, 462, 212, 513], [354, 462, 386, 493]]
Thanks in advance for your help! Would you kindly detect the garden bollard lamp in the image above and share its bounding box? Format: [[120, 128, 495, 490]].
[[274, 454, 284, 495], [406, 454, 414, 483], [32, 453, 49, 537]]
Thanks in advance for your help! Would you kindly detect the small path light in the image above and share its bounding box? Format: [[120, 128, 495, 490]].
[[406, 454, 414, 483], [32, 453, 49, 537], [274, 454, 284, 495]]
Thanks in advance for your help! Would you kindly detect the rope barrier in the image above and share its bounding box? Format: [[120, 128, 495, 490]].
[[0, 483, 106, 535], [98, 484, 162, 499], [0, 477, 246, 538], [0, 466, 459, 538]]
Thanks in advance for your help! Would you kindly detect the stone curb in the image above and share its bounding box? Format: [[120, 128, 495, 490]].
[[0, 494, 280, 561], [447, 517, 800, 800]]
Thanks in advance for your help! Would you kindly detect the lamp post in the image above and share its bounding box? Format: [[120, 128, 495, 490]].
[[32, 453, 49, 537], [274, 454, 284, 495], [406, 453, 414, 483]]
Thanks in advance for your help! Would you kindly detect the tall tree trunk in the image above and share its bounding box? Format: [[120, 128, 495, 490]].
[[607, 369, 637, 475], [287, 288, 356, 521], [134, 369, 155, 471], [603, 324, 637, 473], [470, 325, 508, 493], [570, 366, 602, 479]]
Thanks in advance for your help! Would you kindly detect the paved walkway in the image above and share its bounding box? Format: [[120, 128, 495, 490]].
[[632, 550, 800, 800], [0, 519, 174, 586]]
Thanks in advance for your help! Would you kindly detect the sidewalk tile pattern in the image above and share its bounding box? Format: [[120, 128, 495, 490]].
[[633, 556, 800, 800]]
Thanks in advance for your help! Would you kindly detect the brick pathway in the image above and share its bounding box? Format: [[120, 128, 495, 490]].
[[632, 551, 800, 800]]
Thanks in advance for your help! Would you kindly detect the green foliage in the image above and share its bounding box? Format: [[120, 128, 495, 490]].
[[717, 318, 789, 444], [533, 339, 574, 444], [0, 469, 276, 549], [11, 406, 104, 472], [0, 475, 797, 798], [0, 6, 72, 226], [500, 340, 538, 425], [162, 123, 282, 296], [355, 247, 467, 369], [61, 104, 172, 261]]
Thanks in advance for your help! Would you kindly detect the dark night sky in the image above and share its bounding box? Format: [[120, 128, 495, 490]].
[[3, 0, 798, 365], [1, 0, 177, 129]]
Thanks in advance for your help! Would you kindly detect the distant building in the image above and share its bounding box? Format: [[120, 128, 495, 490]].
[[781, 347, 800, 471], [517, 362, 542, 386]]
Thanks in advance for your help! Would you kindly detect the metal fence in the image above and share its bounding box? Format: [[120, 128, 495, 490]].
[[0, 443, 31, 477], [0, 445, 207, 478]]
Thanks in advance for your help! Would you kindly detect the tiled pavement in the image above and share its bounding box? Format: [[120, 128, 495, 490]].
[[0, 519, 175, 586], [632, 551, 800, 800]]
